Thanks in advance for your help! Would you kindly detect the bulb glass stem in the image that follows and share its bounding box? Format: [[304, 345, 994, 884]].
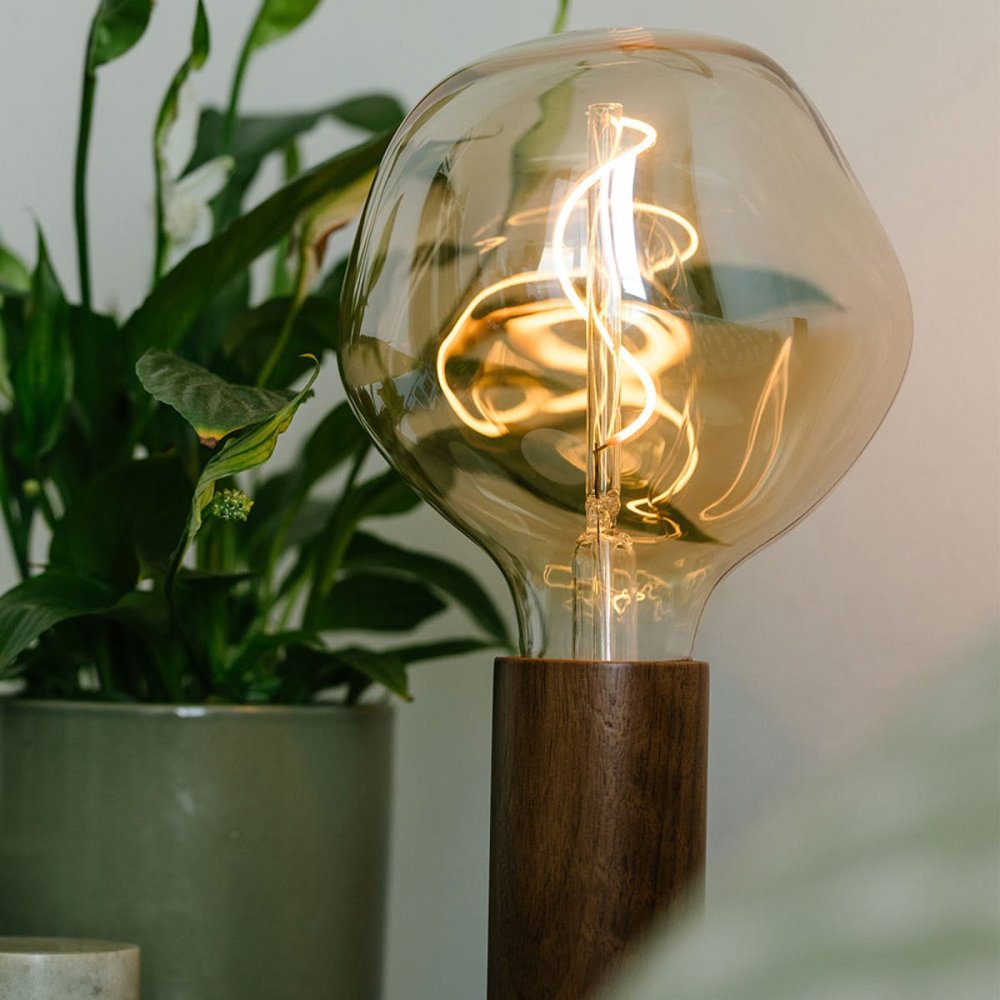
[[572, 102, 638, 660]]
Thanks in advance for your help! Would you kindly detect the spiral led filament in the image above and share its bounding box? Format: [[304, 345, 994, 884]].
[[437, 102, 691, 657]]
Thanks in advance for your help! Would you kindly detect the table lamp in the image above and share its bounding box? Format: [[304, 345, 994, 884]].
[[339, 28, 911, 999]]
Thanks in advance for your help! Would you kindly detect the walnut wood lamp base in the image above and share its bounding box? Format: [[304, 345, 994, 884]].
[[488, 657, 710, 1000]]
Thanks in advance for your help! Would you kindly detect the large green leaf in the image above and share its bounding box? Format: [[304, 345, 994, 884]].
[[318, 572, 445, 632], [122, 131, 391, 358], [345, 531, 511, 646], [180, 358, 319, 553], [300, 467, 421, 627], [300, 402, 370, 485], [244, 401, 369, 565], [332, 646, 410, 701], [66, 305, 131, 474], [11, 230, 72, 466], [189, 96, 405, 216], [87, 0, 154, 71], [245, 0, 322, 54], [0, 571, 119, 675], [136, 349, 294, 447], [222, 295, 339, 386], [49, 456, 192, 590]]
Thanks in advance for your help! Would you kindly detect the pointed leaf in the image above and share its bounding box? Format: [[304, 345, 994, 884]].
[[137, 348, 294, 447], [330, 646, 410, 700], [0, 572, 119, 675], [318, 572, 445, 632], [12, 230, 72, 465], [345, 531, 511, 645], [0, 312, 14, 405], [222, 295, 339, 387], [87, 0, 154, 71], [246, 0, 322, 54], [0, 238, 30, 296], [67, 305, 131, 470], [123, 131, 392, 358]]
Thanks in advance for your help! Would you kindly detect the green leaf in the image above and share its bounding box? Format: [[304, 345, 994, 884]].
[[329, 646, 410, 700], [180, 357, 320, 554], [301, 402, 370, 483], [221, 295, 339, 387], [11, 229, 72, 466], [351, 468, 422, 519], [190, 0, 210, 67], [87, 0, 154, 71], [301, 464, 423, 625], [244, 402, 369, 564], [49, 456, 192, 590], [0, 571, 118, 675], [65, 305, 131, 475], [318, 572, 446, 632], [0, 238, 30, 296], [189, 96, 405, 217], [136, 349, 294, 447], [246, 0, 322, 54], [123, 131, 392, 358], [345, 531, 511, 646], [0, 312, 14, 406]]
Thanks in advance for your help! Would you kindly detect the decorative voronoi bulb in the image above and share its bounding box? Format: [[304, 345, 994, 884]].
[[340, 29, 911, 662]]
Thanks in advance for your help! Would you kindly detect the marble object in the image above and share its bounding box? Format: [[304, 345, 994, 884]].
[[0, 938, 139, 999]]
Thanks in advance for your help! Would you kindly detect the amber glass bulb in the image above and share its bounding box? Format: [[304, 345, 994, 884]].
[[339, 29, 911, 661]]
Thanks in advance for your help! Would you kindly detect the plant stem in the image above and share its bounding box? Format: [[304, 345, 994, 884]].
[[302, 443, 369, 628], [0, 457, 30, 580], [223, 25, 254, 160], [165, 539, 215, 698], [256, 295, 301, 388], [552, 0, 570, 34], [153, 149, 167, 282], [74, 31, 97, 312]]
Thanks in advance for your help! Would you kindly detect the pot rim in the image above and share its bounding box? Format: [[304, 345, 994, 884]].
[[0, 697, 393, 719]]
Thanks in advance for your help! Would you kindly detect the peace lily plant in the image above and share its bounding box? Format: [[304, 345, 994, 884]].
[[0, 0, 515, 705]]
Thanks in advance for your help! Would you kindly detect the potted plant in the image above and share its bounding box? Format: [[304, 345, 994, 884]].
[[0, 2, 512, 997]]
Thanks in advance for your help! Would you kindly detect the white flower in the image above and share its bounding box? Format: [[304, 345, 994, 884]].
[[158, 80, 233, 268]]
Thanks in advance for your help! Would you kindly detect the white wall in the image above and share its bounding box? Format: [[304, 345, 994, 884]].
[[1, 2, 997, 998]]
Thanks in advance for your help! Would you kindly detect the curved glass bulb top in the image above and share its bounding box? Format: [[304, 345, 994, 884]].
[[339, 29, 912, 662]]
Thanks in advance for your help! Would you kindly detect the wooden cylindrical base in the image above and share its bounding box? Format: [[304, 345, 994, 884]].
[[488, 657, 709, 1000]]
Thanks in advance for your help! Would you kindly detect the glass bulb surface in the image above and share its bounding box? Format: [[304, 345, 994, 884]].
[[339, 29, 912, 661]]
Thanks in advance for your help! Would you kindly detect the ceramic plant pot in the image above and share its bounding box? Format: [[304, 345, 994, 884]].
[[0, 700, 394, 1000]]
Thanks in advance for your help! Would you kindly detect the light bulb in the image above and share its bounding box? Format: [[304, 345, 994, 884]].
[[339, 29, 911, 662]]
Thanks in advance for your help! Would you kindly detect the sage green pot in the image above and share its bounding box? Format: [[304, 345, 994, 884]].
[[0, 700, 394, 1000]]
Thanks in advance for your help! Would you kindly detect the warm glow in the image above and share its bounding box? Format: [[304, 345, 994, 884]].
[[435, 115, 696, 455]]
